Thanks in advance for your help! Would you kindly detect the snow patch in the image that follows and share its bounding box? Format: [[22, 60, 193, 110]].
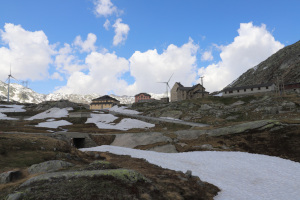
[[0, 112, 16, 120], [27, 107, 73, 120], [109, 105, 141, 114], [81, 146, 300, 200], [86, 113, 154, 130], [86, 113, 118, 124], [0, 104, 26, 112], [35, 120, 73, 128]]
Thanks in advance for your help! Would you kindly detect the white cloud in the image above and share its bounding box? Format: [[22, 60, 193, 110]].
[[198, 22, 284, 92], [0, 23, 55, 81], [127, 38, 199, 95], [112, 18, 130, 46], [50, 72, 64, 81], [73, 33, 97, 53], [56, 52, 129, 95], [54, 43, 86, 75], [103, 19, 111, 30], [57, 39, 199, 96], [94, 0, 119, 17], [201, 50, 213, 61]]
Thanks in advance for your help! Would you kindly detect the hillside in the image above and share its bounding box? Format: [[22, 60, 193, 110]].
[[226, 40, 300, 88]]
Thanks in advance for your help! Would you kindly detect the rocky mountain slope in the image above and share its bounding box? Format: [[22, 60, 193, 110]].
[[0, 81, 165, 104], [226, 40, 300, 88]]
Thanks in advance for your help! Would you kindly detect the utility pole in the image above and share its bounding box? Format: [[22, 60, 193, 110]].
[[200, 76, 204, 98]]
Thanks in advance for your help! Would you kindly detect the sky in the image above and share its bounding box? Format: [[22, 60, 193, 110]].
[[0, 0, 299, 95]]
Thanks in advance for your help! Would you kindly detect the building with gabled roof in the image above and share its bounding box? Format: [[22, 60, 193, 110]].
[[90, 95, 120, 110], [171, 82, 209, 102], [135, 93, 152, 103]]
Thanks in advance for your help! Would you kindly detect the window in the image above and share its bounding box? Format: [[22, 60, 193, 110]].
[[251, 88, 253, 91], [237, 90, 239, 93], [225, 91, 227, 94], [258, 87, 261, 90], [229, 91, 233, 93], [244, 89, 246, 92], [266, 86, 269, 89]]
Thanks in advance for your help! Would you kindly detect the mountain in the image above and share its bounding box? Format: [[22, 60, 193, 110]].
[[0, 81, 164, 104], [225, 40, 300, 89]]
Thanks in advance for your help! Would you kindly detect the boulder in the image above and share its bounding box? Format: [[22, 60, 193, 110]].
[[200, 104, 212, 111], [27, 160, 74, 174], [0, 170, 22, 184], [148, 144, 178, 153], [111, 132, 172, 148], [160, 110, 182, 119]]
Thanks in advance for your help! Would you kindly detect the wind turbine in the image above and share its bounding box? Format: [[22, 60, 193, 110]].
[[5, 66, 18, 102], [157, 73, 174, 98]]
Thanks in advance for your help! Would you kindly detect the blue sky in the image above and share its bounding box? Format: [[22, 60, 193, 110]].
[[0, 0, 299, 95]]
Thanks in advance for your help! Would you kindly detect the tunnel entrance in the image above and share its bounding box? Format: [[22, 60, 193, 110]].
[[72, 138, 85, 148]]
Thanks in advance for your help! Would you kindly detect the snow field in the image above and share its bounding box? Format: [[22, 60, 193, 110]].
[[0, 112, 16, 120], [80, 146, 300, 200], [109, 105, 141, 115], [0, 104, 27, 120], [85, 113, 155, 130], [35, 120, 73, 129], [26, 107, 73, 120]]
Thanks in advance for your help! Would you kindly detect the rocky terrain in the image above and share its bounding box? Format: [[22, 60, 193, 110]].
[[225, 40, 300, 88], [0, 133, 219, 200]]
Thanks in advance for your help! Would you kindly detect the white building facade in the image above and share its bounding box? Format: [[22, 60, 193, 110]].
[[222, 83, 276, 97]]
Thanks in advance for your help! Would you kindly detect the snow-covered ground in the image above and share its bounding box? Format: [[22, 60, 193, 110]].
[[0, 112, 16, 120], [26, 107, 73, 120], [0, 104, 26, 112], [109, 105, 141, 115], [35, 120, 73, 128], [81, 146, 300, 200], [85, 113, 154, 130], [86, 113, 118, 124], [0, 104, 26, 120]]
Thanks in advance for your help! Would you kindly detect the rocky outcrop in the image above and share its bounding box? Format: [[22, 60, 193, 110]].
[[27, 160, 74, 174], [0, 170, 22, 184], [111, 132, 172, 148]]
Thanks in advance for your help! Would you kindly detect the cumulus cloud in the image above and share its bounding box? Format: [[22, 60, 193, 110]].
[[73, 33, 97, 53], [54, 43, 86, 75], [201, 50, 213, 61], [0, 23, 55, 81], [103, 19, 111, 30], [56, 52, 129, 95], [94, 0, 119, 17], [112, 18, 130, 46], [127, 38, 199, 95], [198, 22, 284, 92], [56, 39, 199, 95]]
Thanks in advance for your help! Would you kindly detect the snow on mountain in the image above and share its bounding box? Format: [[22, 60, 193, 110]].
[[0, 80, 164, 105]]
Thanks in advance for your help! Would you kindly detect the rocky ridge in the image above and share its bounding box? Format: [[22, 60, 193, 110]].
[[225, 40, 300, 88]]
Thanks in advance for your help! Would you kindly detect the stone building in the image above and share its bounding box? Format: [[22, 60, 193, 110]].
[[90, 95, 120, 110], [171, 82, 209, 102]]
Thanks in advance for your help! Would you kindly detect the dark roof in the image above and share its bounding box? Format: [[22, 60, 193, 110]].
[[92, 95, 119, 102], [175, 82, 184, 87], [193, 90, 209, 94], [135, 93, 151, 97], [222, 83, 274, 92], [178, 86, 193, 91], [177, 84, 205, 92]]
